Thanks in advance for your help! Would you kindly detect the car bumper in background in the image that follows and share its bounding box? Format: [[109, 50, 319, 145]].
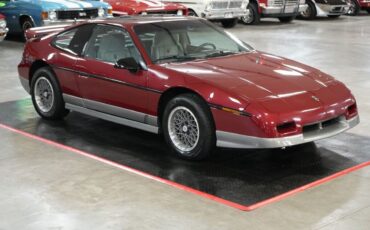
[[316, 4, 349, 16], [216, 115, 359, 149], [261, 4, 308, 15], [42, 16, 112, 26], [202, 9, 248, 19]]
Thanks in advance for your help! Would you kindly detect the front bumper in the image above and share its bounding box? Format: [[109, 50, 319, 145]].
[[316, 4, 349, 16], [216, 115, 359, 149], [261, 4, 308, 16], [202, 9, 248, 19], [0, 27, 8, 42]]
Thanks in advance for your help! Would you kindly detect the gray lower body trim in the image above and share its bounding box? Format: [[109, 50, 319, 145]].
[[216, 115, 360, 149], [19, 76, 30, 94], [63, 94, 158, 133]]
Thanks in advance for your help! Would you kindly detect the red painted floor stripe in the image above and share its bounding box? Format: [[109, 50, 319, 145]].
[[0, 122, 369, 211]]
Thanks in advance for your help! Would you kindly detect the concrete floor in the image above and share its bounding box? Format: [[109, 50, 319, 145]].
[[0, 15, 370, 229]]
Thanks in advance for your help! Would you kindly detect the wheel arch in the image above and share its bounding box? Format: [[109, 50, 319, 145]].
[[19, 14, 36, 27], [29, 60, 60, 89], [157, 87, 215, 131]]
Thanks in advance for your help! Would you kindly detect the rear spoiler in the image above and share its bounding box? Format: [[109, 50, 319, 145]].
[[25, 24, 73, 41]]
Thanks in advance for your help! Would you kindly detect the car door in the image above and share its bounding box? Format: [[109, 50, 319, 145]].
[[51, 24, 96, 106], [74, 24, 150, 124]]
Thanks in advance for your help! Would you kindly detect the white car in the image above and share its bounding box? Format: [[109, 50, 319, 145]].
[[0, 14, 8, 42], [300, 0, 349, 19], [161, 0, 249, 28]]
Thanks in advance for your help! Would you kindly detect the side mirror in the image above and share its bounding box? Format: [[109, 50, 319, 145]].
[[114, 57, 140, 73]]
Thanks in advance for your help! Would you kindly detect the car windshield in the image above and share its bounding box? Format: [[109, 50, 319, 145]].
[[134, 19, 253, 64]]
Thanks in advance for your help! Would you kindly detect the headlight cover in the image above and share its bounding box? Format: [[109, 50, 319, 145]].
[[98, 8, 105, 17], [49, 11, 57, 20]]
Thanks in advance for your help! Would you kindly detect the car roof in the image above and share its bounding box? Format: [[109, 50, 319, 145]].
[[90, 15, 201, 27]]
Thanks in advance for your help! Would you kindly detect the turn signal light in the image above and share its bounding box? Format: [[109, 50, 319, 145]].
[[41, 11, 49, 20], [108, 8, 113, 15]]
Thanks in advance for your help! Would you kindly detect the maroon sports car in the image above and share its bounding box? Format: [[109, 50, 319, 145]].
[[18, 16, 359, 160]]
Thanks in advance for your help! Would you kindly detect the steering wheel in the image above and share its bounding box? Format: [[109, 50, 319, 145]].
[[198, 42, 217, 51]]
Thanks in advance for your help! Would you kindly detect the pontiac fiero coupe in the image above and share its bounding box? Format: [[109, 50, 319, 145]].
[[18, 16, 359, 160]]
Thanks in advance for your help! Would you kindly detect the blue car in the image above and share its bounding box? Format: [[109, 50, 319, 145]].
[[0, 0, 112, 33]]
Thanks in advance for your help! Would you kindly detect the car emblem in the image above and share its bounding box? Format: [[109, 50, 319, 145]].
[[312, 95, 320, 102]]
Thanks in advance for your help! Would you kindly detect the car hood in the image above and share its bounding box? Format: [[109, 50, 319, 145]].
[[34, 0, 109, 11], [163, 51, 351, 112], [116, 0, 184, 11]]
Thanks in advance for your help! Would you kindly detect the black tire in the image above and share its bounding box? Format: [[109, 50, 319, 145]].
[[220, 18, 238, 28], [328, 15, 341, 18], [31, 67, 69, 120], [188, 9, 198, 17], [241, 2, 260, 25], [21, 17, 34, 33], [162, 93, 216, 160], [278, 16, 295, 23], [346, 0, 360, 16], [300, 0, 317, 20]]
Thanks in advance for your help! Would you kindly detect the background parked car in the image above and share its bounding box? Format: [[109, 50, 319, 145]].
[[100, 0, 188, 16], [0, 13, 8, 41], [241, 0, 308, 24], [300, 0, 349, 19], [160, 0, 249, 28], [0, 0, 113, 33], [346, 0, 370, 15]]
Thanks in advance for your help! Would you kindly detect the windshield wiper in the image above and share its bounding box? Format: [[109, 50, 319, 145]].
[[205, 51, 237, 58], [155, 55, 196, 63]]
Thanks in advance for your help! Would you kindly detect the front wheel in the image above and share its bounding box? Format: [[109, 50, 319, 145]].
[[220, 18, 238, 28], [162, 94, 216, 160], [300, 0, 317, 20], [278, 16, 295, 23], [21, 17, 34, 33], [241, 2, 260, 25], [31, 67, 69, 120]]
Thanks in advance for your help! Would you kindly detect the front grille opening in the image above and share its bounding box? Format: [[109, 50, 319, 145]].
[[303, 123, 320, 133], [303, 116, 342, 134], [322, 117, 341, 128], [57, 9, 99, 20], [277, 121, 297, 134]]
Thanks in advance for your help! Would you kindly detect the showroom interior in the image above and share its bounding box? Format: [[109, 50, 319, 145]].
[[0, 0, 369, 229]]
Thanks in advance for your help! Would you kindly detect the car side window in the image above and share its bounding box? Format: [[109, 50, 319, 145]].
[[84, 25, 142, 64], [52, 24, 95, 56]]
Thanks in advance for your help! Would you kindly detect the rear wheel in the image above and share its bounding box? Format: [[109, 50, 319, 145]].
[[220, 18, 238, 28], [241, 2, 260, 25], [31, 67, 69, 120], [300, 0, 317, 20], [278, 16, 295, 23], [162, 94, 216, 160], [346, 0, 360, 16]]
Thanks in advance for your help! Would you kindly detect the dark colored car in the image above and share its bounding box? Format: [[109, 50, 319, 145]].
[[18, 16, 359, 160]]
